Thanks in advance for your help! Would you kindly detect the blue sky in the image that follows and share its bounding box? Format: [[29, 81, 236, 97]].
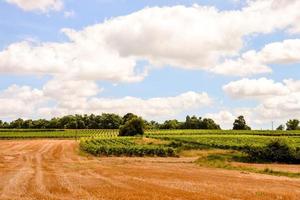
[[0, 0, 300, 129]]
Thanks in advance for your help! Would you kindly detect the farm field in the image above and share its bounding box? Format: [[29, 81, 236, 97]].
[[0, 140, 300, 200], [0, 129, 300, 199], [1, 128, 300, 139]]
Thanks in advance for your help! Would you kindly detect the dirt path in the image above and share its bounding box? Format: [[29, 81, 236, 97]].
[[0, 140, 299, 200]]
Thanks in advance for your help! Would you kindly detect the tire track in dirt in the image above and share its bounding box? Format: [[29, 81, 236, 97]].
[[0, 140, 299, 200]]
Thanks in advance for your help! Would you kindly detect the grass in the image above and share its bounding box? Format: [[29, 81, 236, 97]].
[[194, 150, 300, 178]]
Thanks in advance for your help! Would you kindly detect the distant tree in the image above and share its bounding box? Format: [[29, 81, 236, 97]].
[[119, 117, 144, 136], [0, 120, 3, 128], [9, 118, 24, 129], [22, 120, 33, 129], [99, 113, 122, 129], [160, 120, 181, 129], [286, 119, 300, 130], [32, 119, 48, 129], [233, 116, 251, 130], [201, 118, 221, 130], [276, 124, 285, 131]]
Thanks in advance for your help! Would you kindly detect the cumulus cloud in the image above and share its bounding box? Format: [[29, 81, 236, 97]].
[[0, 85, 46, 118], [2, 1, 300, 80], [0, 40, 146, 82], [0, 80, 212, 120], [223, 78, 289, 99], [5, 0, 63, 12], [205, 110, 235, 129], [213, 39, 300, 76], [223, 78, 300, 127]]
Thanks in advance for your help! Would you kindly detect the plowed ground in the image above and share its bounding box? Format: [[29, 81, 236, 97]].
[[0, 140, 299, 200]]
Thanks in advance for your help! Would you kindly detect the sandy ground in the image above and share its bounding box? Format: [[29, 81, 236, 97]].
[[0, 140, 299, 200], [231, 162, 300, 173]]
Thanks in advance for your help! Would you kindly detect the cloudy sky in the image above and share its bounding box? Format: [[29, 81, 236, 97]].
[[0, 0, 300, 129]]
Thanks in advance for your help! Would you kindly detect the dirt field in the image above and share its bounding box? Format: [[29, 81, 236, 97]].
[[0, 140, 299, 200]]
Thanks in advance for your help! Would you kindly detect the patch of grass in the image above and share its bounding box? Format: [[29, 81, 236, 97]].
[[194, 150, 300, 178]]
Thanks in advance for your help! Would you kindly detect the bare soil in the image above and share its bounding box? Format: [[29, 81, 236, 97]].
[[0, 140, 299, 200]]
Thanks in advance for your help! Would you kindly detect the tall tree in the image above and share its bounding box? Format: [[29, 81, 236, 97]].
[[233, 116, 251, 130], [286, 119, 300, 130]]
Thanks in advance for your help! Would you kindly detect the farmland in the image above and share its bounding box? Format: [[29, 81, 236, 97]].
[[0, 140, 299, 199], [0, 129, 300, 199]]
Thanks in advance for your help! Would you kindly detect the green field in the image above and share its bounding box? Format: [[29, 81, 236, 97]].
[[0, 129, 119, 139], [1, 129, 300, 139], [1, 129, 300, 158]]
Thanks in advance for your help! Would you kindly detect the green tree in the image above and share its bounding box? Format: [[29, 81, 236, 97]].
[[122, 113, 137, 124], [99, 113, 122, 129], [160, 120, 181, 129], [119, 117, 144, 136], [276, 124, 285, 131], [10, 118, 24, 129], [201, 118, 221, 130], [233, 116, 251, 130], [286, 119, 300, 130]]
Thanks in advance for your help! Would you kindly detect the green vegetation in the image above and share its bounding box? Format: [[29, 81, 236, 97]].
[[195, 150, 300, 178], [0, 129, 118, 139], [119, 116, 144, 136], [80, 137, 176, 157], [151, 135, 300, 150], [233, 116, 251, 130], [243, 139, 300, 163], [0, 113, 222, 130], [286, 119, 300, 130]]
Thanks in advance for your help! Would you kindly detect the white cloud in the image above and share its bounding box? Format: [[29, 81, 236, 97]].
[[205, 110, 235, 129], [223, 78, 289, 99], [2, 1, 300, 80], [213, 39, 300, 76], [0, 40, 146, 83], [0, 85, 46, 118], [5, 0, 63, 12], [86, 91, 212, 118], [0, 80, 212, 120], [223, 77, 300, 127]]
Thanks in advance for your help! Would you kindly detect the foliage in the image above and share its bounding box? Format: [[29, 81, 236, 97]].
[[0, 113, 222, 130], [276, 124, 285, 131], [80, 137, 176, 157], [243, 139, 300, 163], [119, 117, 144, 136], [286, 119, 300, 130], [233, 116, 251, 130]]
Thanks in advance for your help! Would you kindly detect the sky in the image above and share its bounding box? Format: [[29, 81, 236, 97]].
[[0, 0, 300, 129]]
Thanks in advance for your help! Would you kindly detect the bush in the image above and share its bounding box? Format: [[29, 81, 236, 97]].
[[243, 139, 299, 163], [119, 117, 144, 136]]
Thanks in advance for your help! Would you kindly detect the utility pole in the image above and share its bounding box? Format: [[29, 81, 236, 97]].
[[271, 121, 274, 131]]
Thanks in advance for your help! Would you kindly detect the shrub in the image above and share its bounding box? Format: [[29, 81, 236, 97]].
[[119, 117, 144, 136], [243, 139, 299, 163]]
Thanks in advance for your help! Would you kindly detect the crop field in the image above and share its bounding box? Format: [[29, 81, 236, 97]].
[[80, 137, 176, 157], [0, 129, 119, 139], [0, 130, 300, 199], [1, 128, 300, 139], [152, 134, 300, 150]]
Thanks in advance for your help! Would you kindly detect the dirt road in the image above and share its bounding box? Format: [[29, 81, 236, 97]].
[[0, 140, 299, 200]]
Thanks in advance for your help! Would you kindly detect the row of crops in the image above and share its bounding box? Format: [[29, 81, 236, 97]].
[[152, 135, 300, 150], [0, 129, 119, 139], [80, 137, 176, 157], [146, 129, 300, 136], [80, 134, 300, 157], [1, 129, 300, 139]]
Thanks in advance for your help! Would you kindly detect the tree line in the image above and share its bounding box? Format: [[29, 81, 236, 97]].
[[0, 113, 299, 130]]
